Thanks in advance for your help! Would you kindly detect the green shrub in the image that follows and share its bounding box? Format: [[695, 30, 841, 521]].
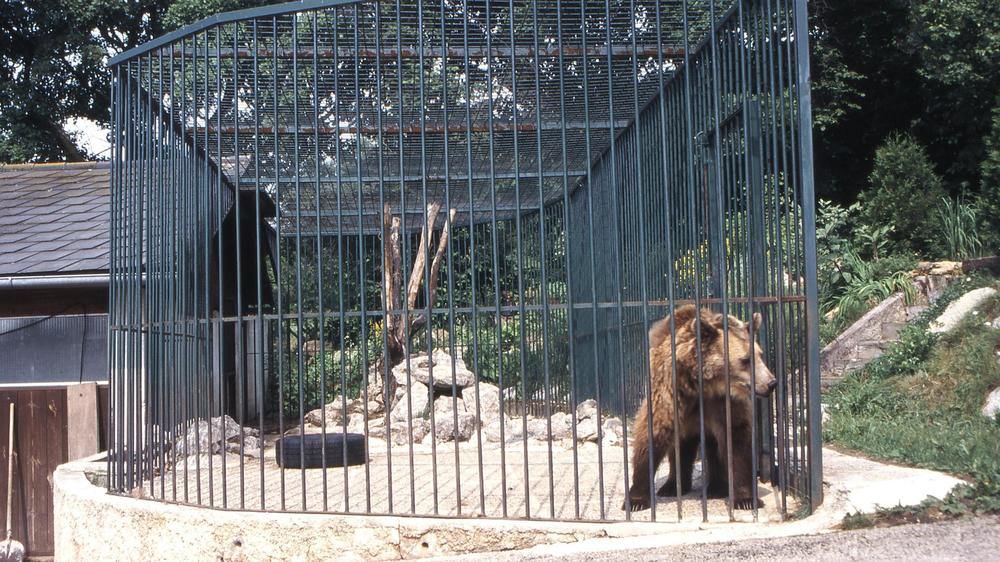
[[860, 133, 946, 256], [455, 313, 570, 400], [280, 337, 379, 416]]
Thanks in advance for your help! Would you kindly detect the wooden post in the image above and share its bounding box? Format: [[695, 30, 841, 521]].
[[66, 383, 99, 461]]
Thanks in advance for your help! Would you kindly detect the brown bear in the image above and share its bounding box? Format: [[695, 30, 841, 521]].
[[622, 305, 777, 511]]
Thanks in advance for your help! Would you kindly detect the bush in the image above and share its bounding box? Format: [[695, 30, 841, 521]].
[[980, 101, 1000, 253], [280, 331, 380, 416], [860, 133, 946, 256]]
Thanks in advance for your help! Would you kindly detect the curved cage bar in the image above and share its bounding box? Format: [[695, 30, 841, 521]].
[[108, 0, 821, 522]]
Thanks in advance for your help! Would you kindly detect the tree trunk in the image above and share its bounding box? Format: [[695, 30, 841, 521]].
[[372, 203, 454, 409]]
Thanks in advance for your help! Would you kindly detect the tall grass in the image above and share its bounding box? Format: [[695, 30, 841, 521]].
[[937, 196, 983, 260]]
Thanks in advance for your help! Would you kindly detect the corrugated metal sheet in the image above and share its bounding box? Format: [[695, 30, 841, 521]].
[[0, 313, 108, 383]]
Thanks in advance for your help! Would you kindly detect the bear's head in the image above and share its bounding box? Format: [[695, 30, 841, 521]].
[[687, 308, 777, 400]]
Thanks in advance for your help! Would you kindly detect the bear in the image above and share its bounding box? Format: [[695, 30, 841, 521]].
[[622, 304, 777, 512]]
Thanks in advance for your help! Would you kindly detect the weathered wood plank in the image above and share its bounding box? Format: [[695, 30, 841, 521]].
[[67, 383, 99, 460]]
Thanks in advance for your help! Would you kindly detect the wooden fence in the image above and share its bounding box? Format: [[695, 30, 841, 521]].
[[0, 383, 108, 559]]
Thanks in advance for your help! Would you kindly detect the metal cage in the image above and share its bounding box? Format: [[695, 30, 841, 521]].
[[108, 0, 821, 523]]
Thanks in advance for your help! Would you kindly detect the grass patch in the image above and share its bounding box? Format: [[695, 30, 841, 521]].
[[825, 276, 1000, 528]]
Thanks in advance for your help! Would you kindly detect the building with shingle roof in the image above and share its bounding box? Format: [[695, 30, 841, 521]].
[[0, 161, 110, 384], [0, 161, 109, 278]]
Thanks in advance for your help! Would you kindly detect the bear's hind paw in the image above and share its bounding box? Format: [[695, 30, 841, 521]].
[[621, 496, 651, 512], [734, 497, 764, 510]]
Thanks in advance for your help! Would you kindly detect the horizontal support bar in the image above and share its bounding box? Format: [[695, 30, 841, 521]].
[[159, 45, 685, 61], [237, 169, 588, 186], [115, 295, 809, 331], [189, 120, 631, 137]]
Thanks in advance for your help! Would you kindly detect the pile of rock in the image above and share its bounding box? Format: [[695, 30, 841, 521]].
[[301, 350, 504, 445], [299, 350, 628, 449], [173, 415, 262, 459]]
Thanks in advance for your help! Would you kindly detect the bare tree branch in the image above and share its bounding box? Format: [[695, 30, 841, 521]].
[[427, 208, 456, 300], [405, 202, 441, 311]]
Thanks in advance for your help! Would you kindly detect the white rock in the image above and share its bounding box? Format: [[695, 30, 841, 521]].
[[434, 412, 477, 442], [601, 417, 624, 447], [346, 413, 367, 434], [526, 412, 573, 441], [434, 395, 466, 415], [391, 351, 476, 389], [982, 388, 1000, 420], [390, 419, 430, 446], [483, 419, 525, 443], [304, 403, 345, 427], [575, 418, 599, 442], [174, 415, 244, 456], [462, 384, 501, 423], [224, 436, 263, 458], [821, 403, 831, 426], [991, 316, 1000, 330], [390, 381, 430, 423], [575, 399, 598, 421], [929, 287, 998, 333]]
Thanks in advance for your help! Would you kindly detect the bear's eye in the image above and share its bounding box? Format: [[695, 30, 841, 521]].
[[740, 356, 751, 366]]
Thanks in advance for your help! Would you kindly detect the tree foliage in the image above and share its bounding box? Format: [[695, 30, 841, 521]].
[[860, 133, 946, 255], [0, 0, 264, 164], [980, 101, 1000, 253], [909, 0, 1000, 189], [809, 0, 999, 207]]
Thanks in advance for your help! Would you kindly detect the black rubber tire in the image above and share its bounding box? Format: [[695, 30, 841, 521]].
[[275, 433, 368, 469]]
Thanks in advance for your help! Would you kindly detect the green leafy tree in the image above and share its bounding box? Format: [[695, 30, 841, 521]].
[[980, 101, 1000, 252], [0, 0, 266, 164], [860, 133, 946, 255], [0, 1, 166, 161], [808, 0, 921, 203], [909, 0, 1000, 191]]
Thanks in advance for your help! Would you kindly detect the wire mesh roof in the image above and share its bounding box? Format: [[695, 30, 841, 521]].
[[117, 0, 732, 233]]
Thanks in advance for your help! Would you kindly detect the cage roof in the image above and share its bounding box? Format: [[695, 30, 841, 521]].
[[114, 0, 730, 234]]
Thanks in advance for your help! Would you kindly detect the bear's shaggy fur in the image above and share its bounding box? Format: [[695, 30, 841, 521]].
[[623, 305, 776, 511]]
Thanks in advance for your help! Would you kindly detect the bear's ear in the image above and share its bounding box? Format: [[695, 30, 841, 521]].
[[751, 312, 762, 333], [690, 312, 720, 342]]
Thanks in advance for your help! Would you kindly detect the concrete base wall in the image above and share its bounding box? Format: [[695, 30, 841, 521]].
[[53, 457, 691, 561]]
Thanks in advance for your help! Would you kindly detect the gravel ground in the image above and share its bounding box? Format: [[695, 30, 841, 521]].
[[511, 516, 1000, 561]]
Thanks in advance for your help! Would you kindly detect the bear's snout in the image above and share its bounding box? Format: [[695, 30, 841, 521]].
[[755, 376, 776, 397], [753, 364, 777, 398]]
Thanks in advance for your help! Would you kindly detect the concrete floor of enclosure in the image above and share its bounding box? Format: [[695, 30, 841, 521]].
[[145, 435, 788, 523]]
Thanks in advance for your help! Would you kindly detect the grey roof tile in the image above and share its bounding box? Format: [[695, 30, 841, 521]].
[[0, 162, 110, 276]]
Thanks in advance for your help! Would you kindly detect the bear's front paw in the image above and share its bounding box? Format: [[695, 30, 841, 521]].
[[621, 495, 651, 512], [734, 497, 764, 510]]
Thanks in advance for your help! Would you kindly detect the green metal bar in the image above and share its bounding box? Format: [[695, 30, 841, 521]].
[[483, 0, 509, 518], [394, 0, 418, 515], [251, 18, 267, 511], [352, 3, 373, 513], [371, 1, 393, 514], [528, 0, 555, 518], [461, 0, 487, 518], [792, 0, 823, 511], [292, 13, 307, 510], [554, 0, 581, 520], [232, 20, 247, 510], [436, 0, 464, 517]]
